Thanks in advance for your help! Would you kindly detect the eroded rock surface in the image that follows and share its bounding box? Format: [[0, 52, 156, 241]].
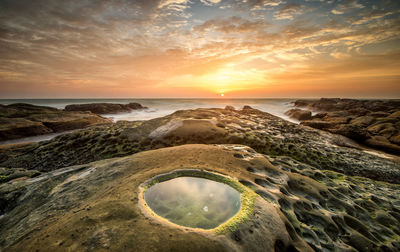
[[0, 103, 111, 141], [1, 107, 399, 183], [291, 98, 400, 154], [1, 144, 399, 251]]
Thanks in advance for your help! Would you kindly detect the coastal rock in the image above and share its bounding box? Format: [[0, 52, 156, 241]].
[[284, 109, 312, 121], [292, 98, 400, 154], [0, 118, 52, 140], [301, 120, 335, 129], [224, 105, 235, 111], [1, 107, 399, 183], [365, 136, 400, 154], [242, 105, 253, 110], [64, 102, 146, 114], [0, 103, 111, 141], [1, 144, 399, 251]]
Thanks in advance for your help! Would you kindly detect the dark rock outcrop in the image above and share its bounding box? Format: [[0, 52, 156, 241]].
[[64, 102, 146, 114], [284, 109, 312, 121], [0, 103, 111, 141], [291, 98, 400, 154]]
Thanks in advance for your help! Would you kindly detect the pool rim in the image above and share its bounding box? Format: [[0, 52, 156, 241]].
[[138, 169, 257, 234]]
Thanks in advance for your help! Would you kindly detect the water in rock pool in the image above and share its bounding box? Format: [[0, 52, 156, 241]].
[[144, 176, 241, 229]]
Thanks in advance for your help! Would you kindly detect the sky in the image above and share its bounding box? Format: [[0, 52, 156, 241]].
[[0, 0, 399, 98]]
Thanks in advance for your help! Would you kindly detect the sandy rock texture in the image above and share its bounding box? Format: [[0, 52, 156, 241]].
[[0, 103, 111, 141], [1, 107, 398, 183], [291, 98, 400, 154], [1, 144, 399, 251], [0, 145, 312, 252]]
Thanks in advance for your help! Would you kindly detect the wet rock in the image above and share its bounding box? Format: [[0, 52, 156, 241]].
[[284, 109, 312, 121], [224, 105, 235, 111], [292, 98, 400, 154], [1, 107, 399, 183], [0, 145, 310, 252], [64, 102, 146, 114], [0, 103, 111, 141]]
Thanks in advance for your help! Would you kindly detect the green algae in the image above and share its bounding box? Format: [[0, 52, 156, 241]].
[[141, 169, 257, 234]]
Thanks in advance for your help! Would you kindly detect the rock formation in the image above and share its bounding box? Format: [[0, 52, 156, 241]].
[[1, 105, 399, 251], [0, 103, 112, 141], [64, 102, 146, 114], [289, 98, 400, 154]]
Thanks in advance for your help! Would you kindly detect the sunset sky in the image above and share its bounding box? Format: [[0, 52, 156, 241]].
[[0, 0, 399, 98]]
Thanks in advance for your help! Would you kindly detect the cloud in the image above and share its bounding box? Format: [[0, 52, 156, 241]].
[[0, 0, 399, 98], [331, 0, 364, 15], [193, 16, 270, 34], [200, 0, 222, 6], [274, 4, 305, 20]]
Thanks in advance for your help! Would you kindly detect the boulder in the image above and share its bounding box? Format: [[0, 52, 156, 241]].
[[242, 105, 253, 110], [390, 134, 400, 145], [365, 136, 400, 154], [301, 120, 335, 129], [328, 124, 368, 141], [64, 102, 146, 114], [284, 109, 312, 121], [350, 116, 376, 127]]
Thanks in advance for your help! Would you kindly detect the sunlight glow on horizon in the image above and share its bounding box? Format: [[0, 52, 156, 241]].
[[0, 0, 399, 98]]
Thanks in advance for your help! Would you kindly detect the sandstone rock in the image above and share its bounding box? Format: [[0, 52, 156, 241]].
[[350, 116, 376, 127], [367, 123, 395, 135], [301, 120, 335, 129], [328, 124, 368, 141], [292, 98, 400, 155], [389, 111, 400, 119], [390, 134, 400, 145], [365, 136, 400, 154], [369, 111, 390, 117], [0, 103, 111, 141], [242, 105, 253, 110], [0, 118, 52, 140], [1, 144, 399, 251], [2, 107, 397, 183], [224, 105, 235, 111], [64, 102, 146, 114], [312, 112, 327, 119], [284, 109, 312, 121]]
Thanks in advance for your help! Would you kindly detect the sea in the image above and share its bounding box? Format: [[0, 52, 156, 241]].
[[0, 98, 298, 145]]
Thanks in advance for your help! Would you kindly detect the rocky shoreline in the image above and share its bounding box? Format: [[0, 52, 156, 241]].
[[286, 98, 400, 154], [0, 103, 112, 141], [0, 103, 399, 251], [0, 102, 148, 142]]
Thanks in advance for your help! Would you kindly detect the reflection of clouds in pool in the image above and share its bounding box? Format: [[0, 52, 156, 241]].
[[144, 177, 241, 229]]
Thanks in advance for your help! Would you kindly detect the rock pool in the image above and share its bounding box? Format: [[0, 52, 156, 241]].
[[144, 176, 241, 229]]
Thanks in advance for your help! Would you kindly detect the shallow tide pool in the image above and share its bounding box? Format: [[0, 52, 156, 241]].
[[144, 176, 241, 229]]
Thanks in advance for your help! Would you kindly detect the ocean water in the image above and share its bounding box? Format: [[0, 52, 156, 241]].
[[0, 98, 297, 144]]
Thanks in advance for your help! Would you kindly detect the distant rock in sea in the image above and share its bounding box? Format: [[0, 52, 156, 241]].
[[64, 102, 147, 114]]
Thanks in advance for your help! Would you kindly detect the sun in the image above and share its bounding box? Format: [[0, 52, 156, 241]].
[[220, 93, 224, 97]]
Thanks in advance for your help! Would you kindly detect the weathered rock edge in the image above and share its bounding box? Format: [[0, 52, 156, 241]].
[[1, 107, 399, 183], [139, 169, 257, 234]]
